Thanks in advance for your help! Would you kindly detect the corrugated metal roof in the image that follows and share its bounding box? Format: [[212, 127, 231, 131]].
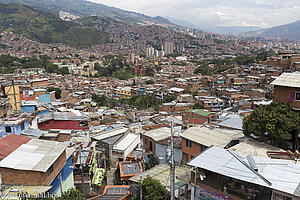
[[142, 127, 173, 142], [0, 134, 31, 161], [271, 73, 300, 88], [129, 163, 188, 191], [218, 114, 243, 130], [181, 127, 243, 147], [113, 133, 140, 151], [121, 162, 142, 176], [91, 127, 129, 141], [188, 147, 300, 197], [0, 139, 68, 172]]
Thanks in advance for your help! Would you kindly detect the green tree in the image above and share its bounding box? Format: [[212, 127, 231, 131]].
[[145, 67, 155, 77], [193, 102, 202, 109], [135, 176, 166, 200], [92, 94, 107, 106], [243, 102, 300, 149], [47, 87, 62, 99], [145, 80, 154, 85]]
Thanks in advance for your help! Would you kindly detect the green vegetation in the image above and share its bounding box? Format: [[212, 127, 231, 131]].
[[94, 55, 136, 80], [92, 94, 107, 106], [193, 53, 271, 75], [135, 175, 167, 200], [0, 4, 108, 48], [193, 102, 202, 109], [47, 87, 62, 99], [145, 80, 154, 85], [119, 95, 176, 110], [243, 102, 300, 149], [145, 67, 155, 77], [0, 55, 68, 75]]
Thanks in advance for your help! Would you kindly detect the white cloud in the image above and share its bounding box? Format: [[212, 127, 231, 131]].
[[88, 0, 300, 28]]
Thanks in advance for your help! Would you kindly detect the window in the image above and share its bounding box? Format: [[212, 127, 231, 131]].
[[79, 121, 88, 127], [145, 138, 148, 146], [273, 192, 292, 200], [185, 139, 192, 148], [21, 123, 25, 131], [46, 121, 50, 125], [5, 126, 11, 133], [296, 92, 300, 101], [183, 153, 188, 162]]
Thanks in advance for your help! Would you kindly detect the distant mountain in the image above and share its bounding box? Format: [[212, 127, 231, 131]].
[[166, 16, 203, 30], [0, 4, 108, 48], [242, 20, 300, 40], [166, 16, 261, 34], [0, 0, 175, 26], [208, 26, 262, 35]]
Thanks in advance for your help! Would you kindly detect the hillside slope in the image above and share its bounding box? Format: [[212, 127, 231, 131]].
[[0, 3, 108, 48], [0, 0, 174, 26], [242, 20, 300, 40]]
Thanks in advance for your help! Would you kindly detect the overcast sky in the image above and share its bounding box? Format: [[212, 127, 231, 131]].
[[88, 0, 300, 28]]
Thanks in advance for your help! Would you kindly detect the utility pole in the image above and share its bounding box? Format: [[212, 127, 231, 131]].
[[170, 120, 175, 200], [11, 79, 17, 112], [140, 175, 143, 200], [58, 173, 63, 195]]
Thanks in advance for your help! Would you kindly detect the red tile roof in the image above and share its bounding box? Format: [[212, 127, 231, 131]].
[[0, 134, 31, 160]]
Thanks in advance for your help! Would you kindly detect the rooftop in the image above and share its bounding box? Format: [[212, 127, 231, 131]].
[[37, 112, 88, 123], [129, 163, 188, 191], [0, 139, 68, 172], [0, 134, 31, 161], [229, 137, 284, 158], [187, 109, 212, 117], [119, 162, 142, 177], [271, 73, 300, 88], [142, 127, 180, 142], [91, 127, 129, 141], [181, 126, 244, 148], [188, 147, 300, 197]]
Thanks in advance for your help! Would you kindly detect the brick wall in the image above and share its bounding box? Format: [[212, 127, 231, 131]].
[[42, 150, 67, 185], [273, 86, 300, 109], [181, 138, 201, 161], [142, 135, 156, 154], [57, 133, 71, 142], [0, 150, 67, 186]]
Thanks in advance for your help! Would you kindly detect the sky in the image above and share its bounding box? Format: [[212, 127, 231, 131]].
[[88, 0, 300, 28]]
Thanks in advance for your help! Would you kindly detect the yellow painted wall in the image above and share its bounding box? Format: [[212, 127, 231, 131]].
[[4, 85, 21, 111]]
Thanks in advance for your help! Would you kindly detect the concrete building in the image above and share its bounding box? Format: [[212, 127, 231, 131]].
[[0, 134, 75, 197], [164, 42, 174, 55], [271, 73, 300, 109], [180, 126, 244, 163], [1, 82, 21, 112], [37, 112, 89, 130]]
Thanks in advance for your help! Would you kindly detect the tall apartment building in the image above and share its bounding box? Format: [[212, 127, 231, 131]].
[[164, 42, 174, 55], [146, 47, 155, 57], [128, 53, 135, 63]]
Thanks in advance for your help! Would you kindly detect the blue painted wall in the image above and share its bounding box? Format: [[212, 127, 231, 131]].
[[39, 94, 51, 103], [21, 105, 36, 113], [50, 156, 73, 194], [138, 88, 145, 95], [38, 110, 50, 115], [0, 120, 29, 136]]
